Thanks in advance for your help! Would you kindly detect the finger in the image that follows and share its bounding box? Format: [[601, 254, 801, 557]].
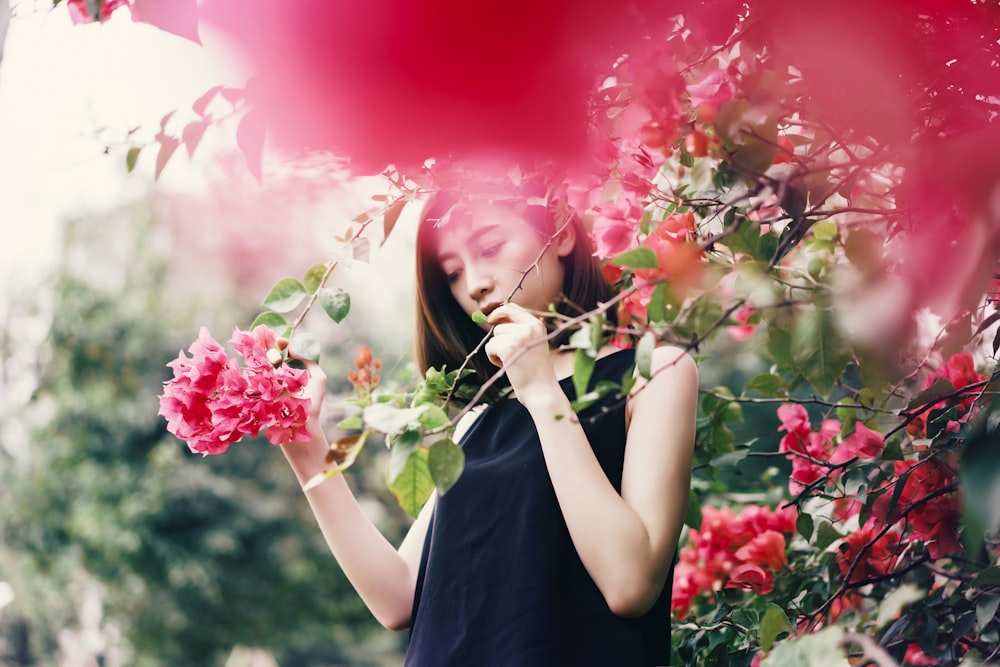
[[487, 303, 532, 325]]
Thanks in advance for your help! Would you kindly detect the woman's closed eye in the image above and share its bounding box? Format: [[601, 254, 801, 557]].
[[480, 242, 504, 258], [445, 268, 462, 284]]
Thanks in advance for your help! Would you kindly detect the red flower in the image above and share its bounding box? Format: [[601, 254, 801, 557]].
[[837, 519, 902, 584], [726, 563, 774, 594], [904, 644, 938, 666], [734, 530, 787, 571]]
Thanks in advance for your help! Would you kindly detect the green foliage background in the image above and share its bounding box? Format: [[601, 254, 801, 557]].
[[0, 210, 409, 666]]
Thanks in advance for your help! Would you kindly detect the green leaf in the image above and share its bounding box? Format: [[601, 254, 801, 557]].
[[610, 247, 659, 270], [875, 584, 925, 628], [759, 604, 793, 653], [977, 595, 1000, 631], [126, 146, 141, 173], [791, 306, 851, 399], [337, 415, 363, 431], [317, 287, 351, 323], [388, 429, 423, 480], [972, 567, 1000, 588], [684, 490, 703, 530], [814, 520, 843, 550], [418, 404, 450, 431], [428, 439, 464, 494], [761, 626, 849, 667], [636, 331, 655, 379], [262, 277, 308, 312], [745, 373, 789, 398], [647, 283, 668, 323], [471, 310, 488, 324], [796, 511, 814, 541], [249, 311, 290, 334], [573, 348, 596, 400], [906, 377, 956, 411], [288, 332, 320, 363], [811, 220, 838, 242], [303, 263, 328, 294], [364, 403, 427, 436], [388, 447, 434, 518]]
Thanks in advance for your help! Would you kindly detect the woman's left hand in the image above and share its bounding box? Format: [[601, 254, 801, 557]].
[[484, 303, 560, 403]]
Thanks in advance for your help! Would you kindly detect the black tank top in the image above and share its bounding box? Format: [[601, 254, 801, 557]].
[[405, 349, 673, 666]]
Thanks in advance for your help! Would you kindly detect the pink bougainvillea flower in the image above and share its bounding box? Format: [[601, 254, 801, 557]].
[[904, 644, 938, 666], [158, 325, 311, 455], [777, 404, 811, 438], [725, 304, 756, 341], [687, 67, 734, 111], [830, 422, 885, 464], [726, 563, 774, 594], [66, 0, 130, 23], [202, 0, 671, 171], [734, 530, 788, 571], [591, 204, 641, 259]]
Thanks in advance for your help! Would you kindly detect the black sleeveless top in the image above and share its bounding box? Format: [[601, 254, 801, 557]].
[[405, 349, 673, 666]]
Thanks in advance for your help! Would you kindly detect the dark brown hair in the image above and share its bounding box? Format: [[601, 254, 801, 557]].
[[414, 191, 617, 404]]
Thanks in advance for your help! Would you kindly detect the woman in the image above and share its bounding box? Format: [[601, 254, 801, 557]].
[[280, 190, 698, 666]]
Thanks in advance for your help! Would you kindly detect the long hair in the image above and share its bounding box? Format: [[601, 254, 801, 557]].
[[414, 191, 616, 404]]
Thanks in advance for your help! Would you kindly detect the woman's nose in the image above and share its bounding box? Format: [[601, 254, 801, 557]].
[[465, 267, 494, 302]]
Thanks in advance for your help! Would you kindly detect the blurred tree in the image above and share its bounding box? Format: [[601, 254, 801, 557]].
[[0, 205, 408, 666]]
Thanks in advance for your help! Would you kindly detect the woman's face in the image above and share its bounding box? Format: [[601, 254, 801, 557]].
[[432, 203, 575, 327]]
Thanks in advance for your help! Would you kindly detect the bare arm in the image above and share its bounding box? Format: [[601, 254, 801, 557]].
[[280, 362, 432, 631], [487, 305, 698, 616]]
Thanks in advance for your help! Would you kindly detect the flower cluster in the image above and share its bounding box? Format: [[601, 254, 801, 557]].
[[158, 326, 311, 455], [347, 344, 382, 401], [907, 351, 987, 438], [672, 504, 797, 617], [776, 404, 886, 497]]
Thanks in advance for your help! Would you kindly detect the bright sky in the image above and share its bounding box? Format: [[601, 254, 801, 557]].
[[0, 1, 245, 289]]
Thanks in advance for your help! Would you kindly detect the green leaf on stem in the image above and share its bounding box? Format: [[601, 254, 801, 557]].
[[318, 286, 351, 323], [684, 490, 702, 530], [126, 146, 141, 173], [288, 332, 320, 363], [428, 439, 464, 494], [761, 625, 849, 667], [796, 511, 814, 541], [813, 520, 844, 550], [262, 278, 307, 312], [744, 373, 789, 398], [418, 404, 450, 431], [363, 403, 426, 436], [389, 447, 434, 518], [250, 311, 289, 334], [977, 594, 1000, 631], [610, 247, 658, 270], [471, 310, 488, 324], [791, 306, 851, 399], [303, 263, 328, 294], [573, 348, 596, 401], [636, 331, 655, 379], [337, 415, 363, 431], [647, 283, 668, 323], [388, 429, 422, 480], [759, 604, 793, 653], [875, 584, 924, 629], [906, 378, 956, 411]]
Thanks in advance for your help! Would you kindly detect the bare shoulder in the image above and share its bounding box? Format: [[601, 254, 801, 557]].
[[626, 344, 699, 421], [636, 345, 698, 386]]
